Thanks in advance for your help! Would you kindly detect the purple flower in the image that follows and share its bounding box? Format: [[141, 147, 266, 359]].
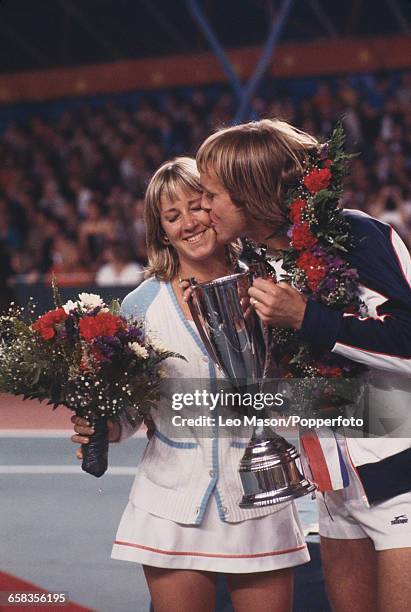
[[126, 327, 144, 341], [93, 335, 123, 361], [326, 255, 344, 268], [57, 328, 67, 340], [343, 268, 359, 280], [319, 142, 330, 160], [312, 245, 327, 257], [324, 276, 337, 291], [65, 314, 79, 340]]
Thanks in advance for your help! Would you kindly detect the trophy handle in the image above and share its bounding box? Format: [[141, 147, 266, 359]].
[[186, 278, 223, 370], [247, 261, 277, 375]]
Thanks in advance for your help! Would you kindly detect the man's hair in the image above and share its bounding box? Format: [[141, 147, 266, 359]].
[[196, 118, 319, 232], [144, 157, 239, 280]]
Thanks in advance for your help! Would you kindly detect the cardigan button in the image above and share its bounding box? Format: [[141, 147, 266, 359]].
[[209, 470, 215, 478], [221, 506, 228, 515]]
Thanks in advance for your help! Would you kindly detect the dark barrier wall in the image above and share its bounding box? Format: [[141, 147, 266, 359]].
[[11, 284, 135, 314], [0, 35, 410, 105]]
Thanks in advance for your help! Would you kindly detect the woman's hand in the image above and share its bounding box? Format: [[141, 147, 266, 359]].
[[70, 415, 121, 460], [179, 278, 193, 303], [248, 278, 307, 329], [143, 414, 156, 440]]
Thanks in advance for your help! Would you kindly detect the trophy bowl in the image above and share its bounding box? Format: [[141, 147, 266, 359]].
[[187, 263, 316, 507]]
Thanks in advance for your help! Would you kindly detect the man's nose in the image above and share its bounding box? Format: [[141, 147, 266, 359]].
[[201, 193, 211, 211]]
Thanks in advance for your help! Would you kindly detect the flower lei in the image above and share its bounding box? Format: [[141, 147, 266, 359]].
[[272, 123, 366, 379]]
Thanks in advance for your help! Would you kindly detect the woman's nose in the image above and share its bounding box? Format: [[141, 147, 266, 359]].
[[182, 212, 197, 230]]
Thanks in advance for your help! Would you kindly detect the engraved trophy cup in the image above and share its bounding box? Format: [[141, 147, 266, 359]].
[[188, 263, 315, 507]]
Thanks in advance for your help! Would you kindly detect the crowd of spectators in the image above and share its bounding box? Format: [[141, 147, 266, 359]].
[[0, 70, 410, 296]]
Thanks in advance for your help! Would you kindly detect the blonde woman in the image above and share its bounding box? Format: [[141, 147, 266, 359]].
[[72, 157, 309, 612], [196, 119, 411, 612]]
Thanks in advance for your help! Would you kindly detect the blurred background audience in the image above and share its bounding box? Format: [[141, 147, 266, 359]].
[[1, 70, 410, 290]]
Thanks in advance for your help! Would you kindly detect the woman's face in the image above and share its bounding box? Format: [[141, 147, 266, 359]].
[[160, 187, 218, 264]]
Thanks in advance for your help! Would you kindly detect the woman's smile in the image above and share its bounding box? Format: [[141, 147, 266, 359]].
[[184, 229, 208, 244]]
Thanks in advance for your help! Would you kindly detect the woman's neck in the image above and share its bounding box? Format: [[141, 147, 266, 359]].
[[171, 254, 235, 321], [178, 256, 233, 283]]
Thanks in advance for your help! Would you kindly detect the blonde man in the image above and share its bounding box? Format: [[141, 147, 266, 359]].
[[196, 119, 411, 612]]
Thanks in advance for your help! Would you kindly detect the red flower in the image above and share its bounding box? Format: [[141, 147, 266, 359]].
[[291, 223, 317, 250], [317, 365, 328, 377], [289, 199, 307, 224], [32, 308, 68, 341], [323, 159, 333, 169], [303, 167, 332, 193], [297, 252, 319, 270], [329, 367, 343, 378], [297, 252, 326, 291], [79, 312, 125, 342]]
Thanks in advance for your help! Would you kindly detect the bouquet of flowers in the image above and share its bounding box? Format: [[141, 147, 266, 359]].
[[0, 284, 182, 477]]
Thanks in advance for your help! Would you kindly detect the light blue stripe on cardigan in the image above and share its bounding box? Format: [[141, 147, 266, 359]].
[[120, 277, 161, 320]]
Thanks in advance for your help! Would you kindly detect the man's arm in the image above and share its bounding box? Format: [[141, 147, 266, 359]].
[[299, 215, 411, 375]]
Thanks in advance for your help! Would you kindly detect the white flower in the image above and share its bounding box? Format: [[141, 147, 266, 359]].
[[77, 293, 104, 311], [129, 342, 149, 359], [149, 337, 169, 354], [62, 299, 79, 314]]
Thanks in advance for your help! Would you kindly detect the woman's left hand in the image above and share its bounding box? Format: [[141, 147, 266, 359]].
[[248, 278, 307, 329]]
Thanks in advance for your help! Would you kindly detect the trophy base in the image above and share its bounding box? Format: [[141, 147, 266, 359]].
[[239, 479, 316, 508], [239, 434, 317, 508]]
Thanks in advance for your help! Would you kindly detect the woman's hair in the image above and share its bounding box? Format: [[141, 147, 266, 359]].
[[196, 118, 319, 233], [144, 156, 239, 280]]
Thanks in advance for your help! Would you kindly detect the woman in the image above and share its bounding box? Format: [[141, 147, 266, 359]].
[[72, 157, 309, 612], [195, 119, 411, 612]]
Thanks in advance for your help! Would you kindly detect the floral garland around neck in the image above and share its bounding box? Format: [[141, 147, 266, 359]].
[[269, 123, 367, 380]]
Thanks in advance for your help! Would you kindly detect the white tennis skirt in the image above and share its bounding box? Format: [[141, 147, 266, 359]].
[[111, 497, 309, 573]]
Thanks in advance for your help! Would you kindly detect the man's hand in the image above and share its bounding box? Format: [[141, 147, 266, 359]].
[[248, 278, 307, 329]]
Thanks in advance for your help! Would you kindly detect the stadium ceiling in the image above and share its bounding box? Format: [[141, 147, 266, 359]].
[[0, 0, 410, 74]]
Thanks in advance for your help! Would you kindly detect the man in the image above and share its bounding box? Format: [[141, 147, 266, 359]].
[[195, 118, 411, 612]]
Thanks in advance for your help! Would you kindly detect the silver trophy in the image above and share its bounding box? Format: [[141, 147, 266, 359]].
[[188, 263, 315, 507]]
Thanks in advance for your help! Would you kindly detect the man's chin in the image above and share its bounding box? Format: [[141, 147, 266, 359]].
[[214, 226, 233, 244]]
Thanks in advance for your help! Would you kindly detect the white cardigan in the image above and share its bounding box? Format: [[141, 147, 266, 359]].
[[119, 277, 289, 525]]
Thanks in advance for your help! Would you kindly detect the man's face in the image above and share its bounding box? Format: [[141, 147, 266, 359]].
[[199, 167, 248, 243]]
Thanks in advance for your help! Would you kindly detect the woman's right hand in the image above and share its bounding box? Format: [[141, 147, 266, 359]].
[[70, 415, 121, 460], [179, 278, 193, 303]]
